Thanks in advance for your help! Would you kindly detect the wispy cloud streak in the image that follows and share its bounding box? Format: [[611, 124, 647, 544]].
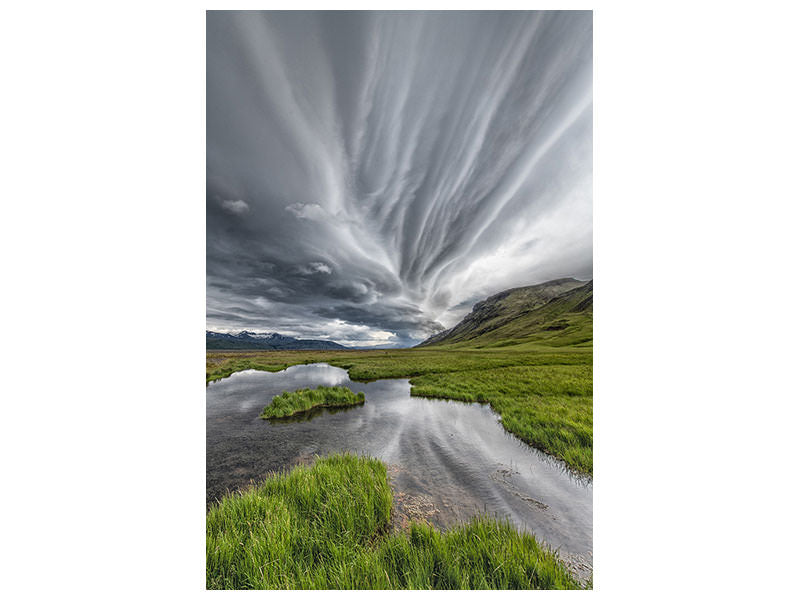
[[207, 11, 592, 347]]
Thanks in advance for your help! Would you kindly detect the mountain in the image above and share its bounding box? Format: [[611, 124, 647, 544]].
[[417, 278, 593, 349], [206, 330, 347, 350]]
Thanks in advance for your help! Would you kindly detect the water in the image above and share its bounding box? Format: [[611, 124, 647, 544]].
[[207, 363, 592, 571]]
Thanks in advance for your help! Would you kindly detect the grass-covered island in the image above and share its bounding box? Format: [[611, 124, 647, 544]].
[[261, 386, 366, 419], [206, 453, 579, 590]]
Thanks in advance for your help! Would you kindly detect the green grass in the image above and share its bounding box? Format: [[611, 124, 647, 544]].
[[207, 347, 593, 475], [206, 454, 579, 590], [410, 365, 592, 473], [206, 347, 590, 383], [261, 386, 366, 419]]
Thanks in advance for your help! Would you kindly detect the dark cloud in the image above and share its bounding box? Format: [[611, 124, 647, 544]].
[[207, 11, 592, 347]]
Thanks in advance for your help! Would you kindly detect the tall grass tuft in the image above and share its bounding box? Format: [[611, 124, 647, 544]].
[[260, 386, 365, 419], [207, 454, 580, 590]]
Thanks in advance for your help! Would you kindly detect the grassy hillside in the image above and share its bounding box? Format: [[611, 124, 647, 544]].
[[418, 279, 592, 350]]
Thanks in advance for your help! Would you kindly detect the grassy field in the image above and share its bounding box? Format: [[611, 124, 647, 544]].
[[410, 364, 592, 473], [207, 453, 580, 590], [207, 345, 592, 475], [261, 386, 366, 419]]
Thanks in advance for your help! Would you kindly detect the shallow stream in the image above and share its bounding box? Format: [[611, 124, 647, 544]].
[[206, 363, 592, 574]]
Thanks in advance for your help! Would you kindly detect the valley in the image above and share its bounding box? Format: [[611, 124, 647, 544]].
[[207, 278, 593, 588]]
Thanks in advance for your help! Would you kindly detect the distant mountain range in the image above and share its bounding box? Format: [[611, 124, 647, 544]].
[[206, 330, 346, 350], [417, 278, 593, 349]]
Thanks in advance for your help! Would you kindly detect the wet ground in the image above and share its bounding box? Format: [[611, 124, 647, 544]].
[[207, 363, 592, 580]]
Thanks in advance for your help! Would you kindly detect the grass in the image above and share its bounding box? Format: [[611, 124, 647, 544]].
[[261, 386, 366, 419], [206, 453, 580, 590], [207, 346, 593, 475], [410, 365, 592, 473]]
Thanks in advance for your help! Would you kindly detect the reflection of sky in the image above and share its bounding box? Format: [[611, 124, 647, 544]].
[[284, 363, 350, 387], [207, 365, 351, 414]]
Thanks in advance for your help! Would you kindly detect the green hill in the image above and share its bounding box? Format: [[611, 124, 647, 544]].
[[418, 278, 592, 349]]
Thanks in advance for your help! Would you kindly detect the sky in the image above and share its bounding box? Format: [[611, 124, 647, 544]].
[[207, 11, 592, 348]]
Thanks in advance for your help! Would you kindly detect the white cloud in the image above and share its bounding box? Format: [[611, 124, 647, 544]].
[[309, 262, 332, 274], [220, 198, 249, 214], [285, 202, 326, 220], [296, 262, 332, 275]]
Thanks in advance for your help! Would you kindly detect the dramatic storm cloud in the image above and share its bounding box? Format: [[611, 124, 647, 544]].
[[207, 11, 592, 347]]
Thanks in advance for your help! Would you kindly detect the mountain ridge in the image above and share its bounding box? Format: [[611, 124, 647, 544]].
[[206, 330, 346, 350], [417, 278, 593, 348]]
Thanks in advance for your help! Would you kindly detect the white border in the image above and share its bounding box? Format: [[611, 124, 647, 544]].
[[3, 2, 799, 597]]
